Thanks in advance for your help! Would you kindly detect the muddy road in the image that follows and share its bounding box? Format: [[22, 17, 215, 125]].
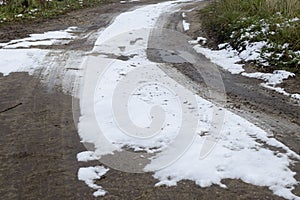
[[0, 0, 299, 199]]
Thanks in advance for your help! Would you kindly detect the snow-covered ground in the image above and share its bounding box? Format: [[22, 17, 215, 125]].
[[0, 49, 48, 76], [0, 0, 299, 199], [0, 27, 77, 49], [77, 0, 300, 199], [191, 37, 300, 101], [0, 27, 84, 94], [182, 12, 190, 31], [78, 166, 109, 197]]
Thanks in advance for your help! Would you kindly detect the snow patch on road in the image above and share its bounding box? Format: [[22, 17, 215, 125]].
[[194, 44, 244, 74], [2, 0, 297, 198], [80, 48, 300, 198], [93, 52, 186, 154], [77, 1, 300, 199], [77, 151, 100, 162], [93, 1, 179, 46], [0, 27, 78, 49], [78, 166, 109, 197], [0, 28, 84, 95], [151, 99, 300, 200]]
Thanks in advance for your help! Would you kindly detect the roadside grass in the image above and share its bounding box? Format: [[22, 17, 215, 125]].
[[0, 0, 108, 23], [200, 0, 300, 73]]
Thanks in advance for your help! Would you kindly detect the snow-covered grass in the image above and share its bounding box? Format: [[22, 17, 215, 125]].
[[200, 0, 300, 73], [192, 0, 300, 100], [193, 41, 300, 100]]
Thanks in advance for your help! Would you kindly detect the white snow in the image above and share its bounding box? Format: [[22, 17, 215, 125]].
[[78, 166, 109, 197], [77, 0, 194, 196], [77, 1, 300, 199], [0, 0, 298, 199], [149, 98, 300, 200], [182, 12, 190, 31], [93, 53, 187, 154], [80, 47, 300, 198], [194, 44, 244, 74], [242, 70, 294, 86], [77, 151, 100, 162], [0, 27, 77, 48], [0, 49, 48, 76], [291, 94, 300, 100], [93, 1, 177, 46], [193, 42, 300, 101], [242, 70, 297, 97], [0, 27, 83, 95], [239, 41, 267, 61], [189, 37, 207, 45]]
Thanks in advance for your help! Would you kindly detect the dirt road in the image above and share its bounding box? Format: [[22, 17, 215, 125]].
[[0, 0, 299, 199]]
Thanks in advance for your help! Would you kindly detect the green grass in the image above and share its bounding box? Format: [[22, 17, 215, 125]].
[[0, 0, 108, 23], [200, 0, 300, 73]]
